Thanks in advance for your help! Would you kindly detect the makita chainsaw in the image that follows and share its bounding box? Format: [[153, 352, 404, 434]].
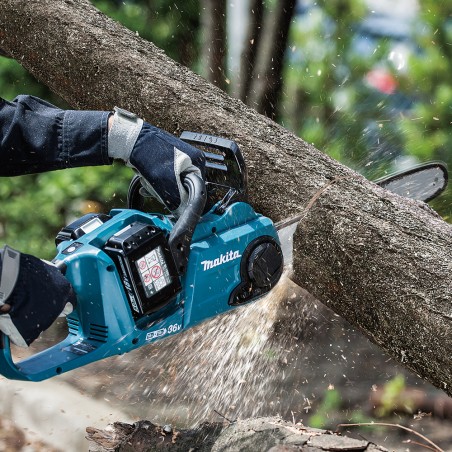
[[0, 132, 284, 381]]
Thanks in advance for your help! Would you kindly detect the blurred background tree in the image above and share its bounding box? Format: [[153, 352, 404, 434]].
[[1, 0, 451, 254]]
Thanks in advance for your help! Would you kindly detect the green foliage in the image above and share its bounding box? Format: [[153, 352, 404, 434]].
[[309, 387, 375, 429], [283, 0, 386, 176], [92, 0, 200, 68], [283, 0, 452, 197], [309, 388, 341, 428], [0, 59, 45, 101], [0, 165, 131, 258], [375, 374, 411, 418]]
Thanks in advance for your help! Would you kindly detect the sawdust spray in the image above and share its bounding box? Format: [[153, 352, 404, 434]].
[[123, 274, 321, 426]]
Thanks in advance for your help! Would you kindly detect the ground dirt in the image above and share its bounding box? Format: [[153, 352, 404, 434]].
[[0, 415, 59, 452]]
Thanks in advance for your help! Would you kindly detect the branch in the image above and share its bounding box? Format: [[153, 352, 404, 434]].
[[336, 422, 444, 452]]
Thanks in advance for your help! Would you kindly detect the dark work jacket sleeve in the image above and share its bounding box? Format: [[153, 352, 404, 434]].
[[0, 95, 111, 176], [0, 96, 111, 344]]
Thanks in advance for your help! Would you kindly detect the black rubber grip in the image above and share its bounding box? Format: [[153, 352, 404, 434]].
[[168, 173, 207, 275], [127, 174, 145, 211]]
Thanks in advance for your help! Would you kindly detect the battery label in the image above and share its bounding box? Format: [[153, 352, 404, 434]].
[[135, 246, 171, 297]]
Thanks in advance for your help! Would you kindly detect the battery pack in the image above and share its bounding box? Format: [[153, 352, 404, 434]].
[[103, 222, 181, 320]]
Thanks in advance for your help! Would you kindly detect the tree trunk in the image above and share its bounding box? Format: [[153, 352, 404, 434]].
[[200, 0, 227, 91], [235, 0, 264, 102], [247, 0, 297, 119], [0, 0, 451, 396]]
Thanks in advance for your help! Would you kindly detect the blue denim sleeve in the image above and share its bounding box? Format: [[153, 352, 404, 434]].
[[0, 95, 111, 176]]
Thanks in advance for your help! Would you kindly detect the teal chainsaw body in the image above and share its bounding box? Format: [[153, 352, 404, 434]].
[[0, 133, 283, 381]]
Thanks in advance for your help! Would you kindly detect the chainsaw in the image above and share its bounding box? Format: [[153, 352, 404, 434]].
[[0, 132, 284, 381], [0, 131, 447, 382]]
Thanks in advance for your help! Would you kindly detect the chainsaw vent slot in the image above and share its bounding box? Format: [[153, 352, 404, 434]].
[[67, 317, 80, 336], [89, 323, 109, 343], [204, 151, 227, 171]]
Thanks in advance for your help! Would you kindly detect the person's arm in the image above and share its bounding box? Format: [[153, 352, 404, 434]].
[[0, 96, 205, 215], [0, 95, 111, 176]]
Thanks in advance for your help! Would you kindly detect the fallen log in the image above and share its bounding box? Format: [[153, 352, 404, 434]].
[[85, 417, 389, 452]]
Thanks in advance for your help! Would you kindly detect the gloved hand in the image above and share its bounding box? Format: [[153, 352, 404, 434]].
[[0, 246, 76, 347], [108, 107, 205, 217]]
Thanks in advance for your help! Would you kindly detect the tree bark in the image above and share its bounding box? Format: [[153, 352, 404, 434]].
[[0, 0, 451, 396], [85, 417, 389, 452]]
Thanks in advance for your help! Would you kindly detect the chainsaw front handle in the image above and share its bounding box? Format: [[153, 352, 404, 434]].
[[169, 172, 206, 275]]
